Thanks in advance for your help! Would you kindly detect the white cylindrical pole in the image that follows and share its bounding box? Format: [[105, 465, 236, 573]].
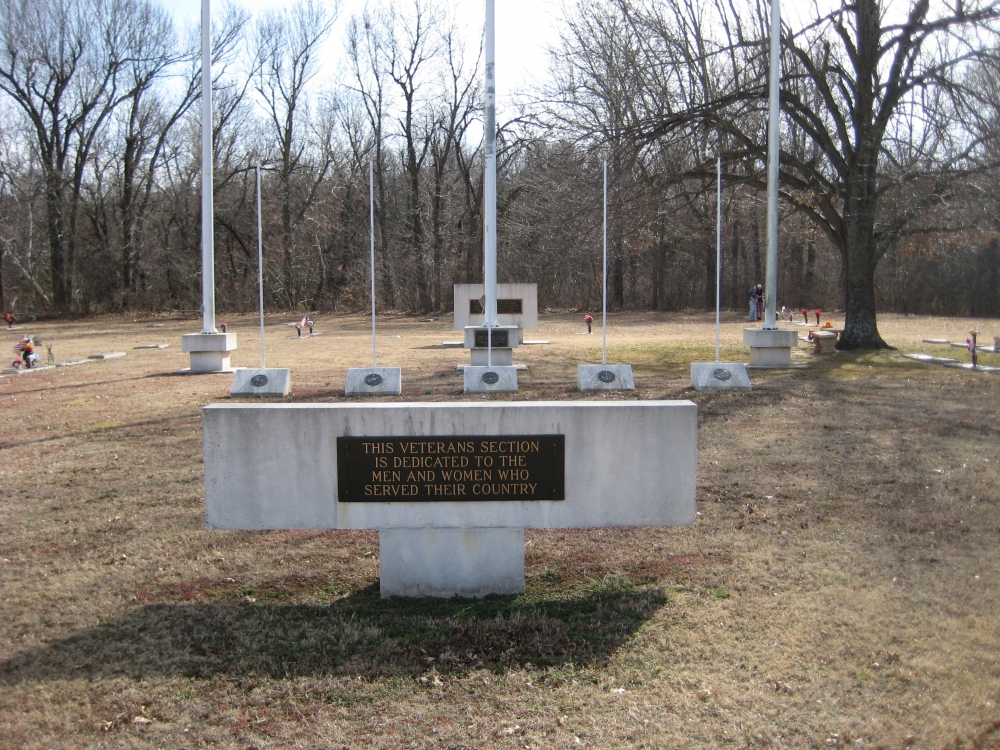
[[370, 160, 377, 369], [763, 0, 780, 330], [256, 164, 265, 368], [200, 0, 216, 334], [716, 155, 722, 363], [483, 0, 497, 334], [602, 159, 608, 365]]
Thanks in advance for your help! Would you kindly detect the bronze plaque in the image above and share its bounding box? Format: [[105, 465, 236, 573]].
[[469, 298, 522, 315], [474, 329, 508, 348], [337, 435, 565, 502]]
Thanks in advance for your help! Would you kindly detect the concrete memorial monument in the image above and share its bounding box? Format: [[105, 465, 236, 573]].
[[204, 400, 696, 597], [578, 161, 634, 392], [346, 162, 402, 396]]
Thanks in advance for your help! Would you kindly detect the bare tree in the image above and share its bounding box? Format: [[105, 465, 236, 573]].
[[253, 0, 336, 306], [0, 0, 154, 311], [554, 0, 1000, 347]]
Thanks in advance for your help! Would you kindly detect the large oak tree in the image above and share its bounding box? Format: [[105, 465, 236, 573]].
[[554, 0, 1000, 348]]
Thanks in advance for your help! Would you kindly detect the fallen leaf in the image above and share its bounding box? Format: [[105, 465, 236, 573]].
[[132, 716, 153, 725]]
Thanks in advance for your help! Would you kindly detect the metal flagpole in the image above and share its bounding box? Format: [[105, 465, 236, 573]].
[[200, 0, 216, 334], [484, 0, 497, 368], [763, 0, 781, 330], [716, 155, 722, 363], [602, 159, 608, 365], [255, 164, 265, 368], [370, 160, 377, 369]]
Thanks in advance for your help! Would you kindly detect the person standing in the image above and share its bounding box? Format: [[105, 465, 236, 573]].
[[756, 284, 764, 321], [584, 314, 593, 334], [748, 286, 758, 321]]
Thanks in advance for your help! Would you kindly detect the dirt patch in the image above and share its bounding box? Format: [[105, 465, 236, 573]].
[[0, 311, 998, 748]]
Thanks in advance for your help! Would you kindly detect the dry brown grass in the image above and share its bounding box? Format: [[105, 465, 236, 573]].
[[0, 310, 998, 749]]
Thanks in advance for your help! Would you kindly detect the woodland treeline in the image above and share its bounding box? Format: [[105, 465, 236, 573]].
[[1, 0, 1000, 344]]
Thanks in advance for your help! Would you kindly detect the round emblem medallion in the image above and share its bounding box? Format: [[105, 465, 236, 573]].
[[364, 373, 383, 386], [597, 370, 617, 383], [713, 368, 732, 381], [481, 371, 500, 384], [250, 374, 269, 387]]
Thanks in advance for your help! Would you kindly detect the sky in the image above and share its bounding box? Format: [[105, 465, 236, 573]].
[[160, 0, 565, 116]]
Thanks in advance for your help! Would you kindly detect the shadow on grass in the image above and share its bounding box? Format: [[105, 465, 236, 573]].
[[0, 583, 667, 683]]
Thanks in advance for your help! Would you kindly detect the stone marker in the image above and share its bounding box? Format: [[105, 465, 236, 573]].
[[903, 353, 958, 364], [2, 364, 55, 375], [230, 368, 291, 397], [345, 367, 402, 396], [181, 332, 237, 372], [463, 365, 518, 393], [812, 331, 837, 354], [134, 344, 169, 349], [203, 401, 696, 597], [578, 364, 635, 392], [88, 352, 126, 359], [689, 363, 751, 392], [921, 338, 949, 345], [743, 328, 799, 367]]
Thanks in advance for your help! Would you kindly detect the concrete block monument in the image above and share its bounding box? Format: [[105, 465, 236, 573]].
[[182, 332, 237, 372], [204, 400, 697, 598], [578, 364, 635, 391], [453, 283, 538, 332], [231, 368, 291, 397], [743, 328, 799, 367], [690, 362, 751, 392], [346, 367, 402, 396], [462, 365, 518, 393]]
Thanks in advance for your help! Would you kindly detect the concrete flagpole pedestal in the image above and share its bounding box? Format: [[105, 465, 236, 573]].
[[465, 0, 517, 394], [346, 161, 402, 396], [231, 165, 291, 396], [692, 155, 752, 391], [184, 0, 236, 373], [743, 0, 796, 369], [579, 160, 634, 392]]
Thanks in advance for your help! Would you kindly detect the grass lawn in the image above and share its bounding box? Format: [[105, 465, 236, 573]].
[[0, 310, 998, 748]]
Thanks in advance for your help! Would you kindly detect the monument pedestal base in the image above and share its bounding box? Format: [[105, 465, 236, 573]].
[[231, 368, 291, 397], [743, 328, 798, 367], [470, 347, 513, 366], [577, 364, 635, 391], [182, 333, 237, 373], [379, 528, 525, 598], [463, 365, 518, 393], [345, 367, 402, 395], [690, 363, 751, 392]]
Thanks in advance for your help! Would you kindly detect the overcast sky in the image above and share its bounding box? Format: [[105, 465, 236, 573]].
[[160, 0, 564, 116]]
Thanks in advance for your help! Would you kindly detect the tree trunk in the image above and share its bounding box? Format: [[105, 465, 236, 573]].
[[804, 234, 816, 305], [45, 181, 70, 313], [838, 198, 888, 349]]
